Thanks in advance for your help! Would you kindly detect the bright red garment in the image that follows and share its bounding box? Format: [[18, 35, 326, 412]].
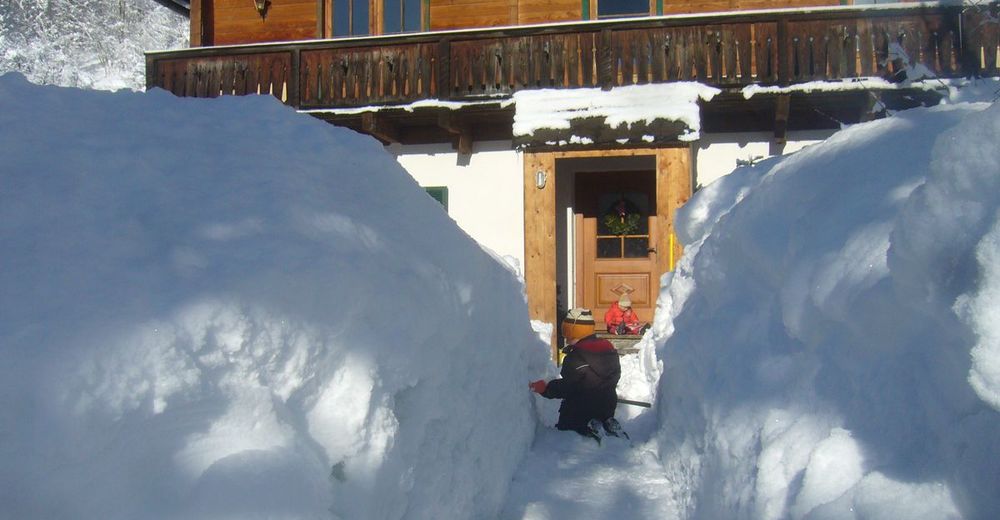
[[604, 302, 641, 334]]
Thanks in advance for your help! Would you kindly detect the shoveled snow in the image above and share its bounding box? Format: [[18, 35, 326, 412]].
[[648, 96, 1000, 519], [2, 70, 999, 520], [0, 72, 550, 519]]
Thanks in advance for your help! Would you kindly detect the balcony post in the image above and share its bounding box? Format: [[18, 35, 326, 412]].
[[777, 17, 790, 86], [145, 55, 157, 91], [289, 49, 301, 107], [437, 38, 452, 100], [599, 29, 614, 90]]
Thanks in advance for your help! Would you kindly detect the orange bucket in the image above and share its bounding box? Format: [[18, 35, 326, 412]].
[[561, 308, 595, 341]]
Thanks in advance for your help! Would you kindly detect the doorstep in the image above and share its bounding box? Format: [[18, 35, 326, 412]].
[[594, 332, 643, 355]]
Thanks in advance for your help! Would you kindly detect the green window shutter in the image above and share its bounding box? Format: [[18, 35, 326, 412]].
[[425, 186, 448, 210]]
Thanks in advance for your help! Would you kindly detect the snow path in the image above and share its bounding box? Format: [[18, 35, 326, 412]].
[[502, 353, 681, 520], [502, 424, 680, 520]]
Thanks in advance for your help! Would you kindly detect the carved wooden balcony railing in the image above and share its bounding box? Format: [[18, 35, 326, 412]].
[[146, 4, 1000, 109]]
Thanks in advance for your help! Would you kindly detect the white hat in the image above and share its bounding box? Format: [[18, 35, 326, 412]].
[[618, 295, 632, 308]]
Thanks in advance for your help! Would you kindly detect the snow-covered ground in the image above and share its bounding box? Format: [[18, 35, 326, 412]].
[[0, 73, 551, 519], [647, 82, 1000, 519], [2, 70, 999, 519]]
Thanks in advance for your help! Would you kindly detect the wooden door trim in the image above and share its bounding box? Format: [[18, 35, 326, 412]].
[[523, 146, 691, 360], [523, 152, 558, 359], [574, 212, 585, 311]]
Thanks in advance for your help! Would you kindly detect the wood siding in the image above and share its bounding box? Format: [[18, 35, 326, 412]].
[[430, 0, 516, 30], [196, 0, 851, 45], [662, 0, 842, 15], [212, 0, 319, 45], [518, 0, 581, 27]]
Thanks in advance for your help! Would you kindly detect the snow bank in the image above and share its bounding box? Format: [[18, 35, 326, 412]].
[[649, 100, 1000, 519], [0, 73, 550, 519]]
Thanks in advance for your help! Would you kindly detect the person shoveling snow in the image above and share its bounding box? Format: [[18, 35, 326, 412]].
[[529, 309, 628, 444]]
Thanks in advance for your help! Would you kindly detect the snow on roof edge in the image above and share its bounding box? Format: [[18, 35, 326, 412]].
[[740, 77, 961, 98], [299, 97, 514, 116], [511, 83, 719, 141]]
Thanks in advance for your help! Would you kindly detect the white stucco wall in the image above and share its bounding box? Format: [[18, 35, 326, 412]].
[[387, 131, 835, 281], [695, 130, 835, 188], [388, 141, 526, 274]]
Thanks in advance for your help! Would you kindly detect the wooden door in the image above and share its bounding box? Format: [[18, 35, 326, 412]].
[[575, 170, 659, 329]]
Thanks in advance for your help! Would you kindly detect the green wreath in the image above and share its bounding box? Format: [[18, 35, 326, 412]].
[[602, 201, 642, 236]]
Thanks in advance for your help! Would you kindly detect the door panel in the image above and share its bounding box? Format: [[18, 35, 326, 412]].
[[575, 170, 658, 328]]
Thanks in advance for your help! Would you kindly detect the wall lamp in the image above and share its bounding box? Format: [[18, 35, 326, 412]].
[[535, 169, 547, 189], [253, 0, 270, 19]]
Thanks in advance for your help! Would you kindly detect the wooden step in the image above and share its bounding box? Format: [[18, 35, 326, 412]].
[[595, 332, 642, 355]]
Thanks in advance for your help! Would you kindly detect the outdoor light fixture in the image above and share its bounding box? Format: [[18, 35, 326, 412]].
[[253, 0, 270, 19], [535, 169, 547, 189]]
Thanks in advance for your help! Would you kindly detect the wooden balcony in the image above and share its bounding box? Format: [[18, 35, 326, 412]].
[[146, 4, 999, 143]]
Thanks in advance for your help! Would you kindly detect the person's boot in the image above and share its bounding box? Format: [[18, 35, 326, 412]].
[[602, 417, 630, 440], [576, 419, 603, 444]]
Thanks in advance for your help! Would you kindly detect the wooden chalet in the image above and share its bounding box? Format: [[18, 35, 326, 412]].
[[146, 0, 1000, 357]]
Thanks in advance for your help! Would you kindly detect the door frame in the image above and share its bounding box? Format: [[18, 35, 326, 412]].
[[574, 170, 659, 327], [523, 146, 692, 360]]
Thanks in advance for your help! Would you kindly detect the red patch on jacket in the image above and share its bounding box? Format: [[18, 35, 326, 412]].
[[573, 336, 616, 353]]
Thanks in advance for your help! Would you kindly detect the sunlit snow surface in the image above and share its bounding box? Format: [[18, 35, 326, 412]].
[[648, 93, 1000, 519], [2, 70, 1000, 520], [0, 72, 550, 519]]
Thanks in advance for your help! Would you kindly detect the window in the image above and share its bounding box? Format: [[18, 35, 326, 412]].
[[425, 186, 448, 210], [597, 0, 649, 19], [334, 0, 370, 36], [596, 192, 649, 259], [383, 0, 422, 34]]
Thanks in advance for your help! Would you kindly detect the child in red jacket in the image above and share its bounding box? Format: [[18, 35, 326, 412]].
[[604, 295, 645, 335]]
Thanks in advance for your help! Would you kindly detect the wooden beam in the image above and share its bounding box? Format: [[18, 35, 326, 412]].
[[190, 0, 203, 47], [774, 93, 790, 145], [360, 112, 400, 143], [523, 151, 558, 359], [437, 112, 473, 155], [655, 146, 692, 275], [861, 91, 882, 122], [324, 0, 333, 38]]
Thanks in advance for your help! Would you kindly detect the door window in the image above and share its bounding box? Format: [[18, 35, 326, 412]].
[[596, 192, 649, 259]]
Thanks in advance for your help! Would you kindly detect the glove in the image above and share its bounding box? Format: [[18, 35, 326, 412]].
[[528, 379, 547, 394]]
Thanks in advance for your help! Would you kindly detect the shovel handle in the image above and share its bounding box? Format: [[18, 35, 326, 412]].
[[617, 398, 651, 408]]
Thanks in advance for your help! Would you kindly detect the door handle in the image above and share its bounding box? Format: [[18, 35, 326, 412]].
[[648, 247, 657, 254]]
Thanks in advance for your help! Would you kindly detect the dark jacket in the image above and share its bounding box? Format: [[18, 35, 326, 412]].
[[542, 335, 621, 431]]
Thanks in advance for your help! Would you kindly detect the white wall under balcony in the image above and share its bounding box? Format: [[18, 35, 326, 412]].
[[387, 131, 835, 280], [388, 141, 526, 275], [695, 130, 835, 189]]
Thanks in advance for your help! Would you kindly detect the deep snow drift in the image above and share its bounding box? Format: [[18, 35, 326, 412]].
[[648, 95, 1000, 519], [0, 73, 550, 519], [4, 69, 1000, 520]]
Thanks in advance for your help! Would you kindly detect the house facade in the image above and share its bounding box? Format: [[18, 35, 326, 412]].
[[146, 0, 999, 356]]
